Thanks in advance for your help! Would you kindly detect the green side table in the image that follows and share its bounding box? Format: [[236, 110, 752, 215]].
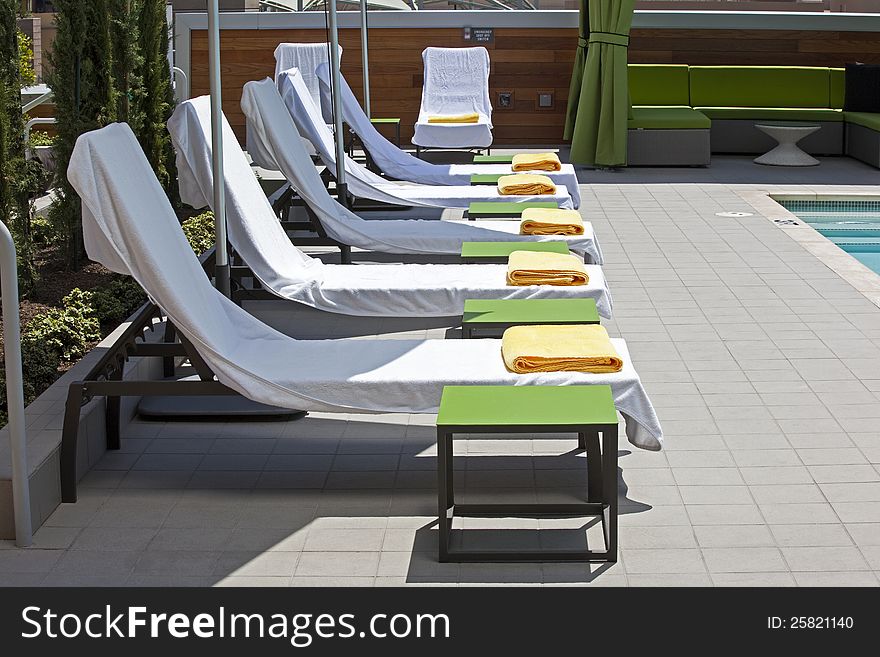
[[473, 154, 514, 164], [466, 201, 559, 221], [469, 173, 504, 186], [461, 298, 599, 339], [436, 385, 619, 562], [459, 240, 569, 264], [370, 117, 401, 147]]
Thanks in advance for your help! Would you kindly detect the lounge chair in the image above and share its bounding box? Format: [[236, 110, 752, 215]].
[[413, 47, 493, 151], [249, 42, 342, 165], [232, 79, 602, 263], [276, 68, 573, 210], [62, 123, 660, 501], [273, 42, 341, 122], [314, 63, 581, 207], [167, 101, 613, 318]]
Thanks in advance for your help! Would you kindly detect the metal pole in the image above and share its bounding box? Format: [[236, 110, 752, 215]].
[[207, 0, 231, 297], [0, 220, 33, 548], [359, 0, 370, 118], [327, 0, 348, 204]]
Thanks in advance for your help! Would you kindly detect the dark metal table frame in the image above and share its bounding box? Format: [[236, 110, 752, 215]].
[[436, 422, 618, 562]]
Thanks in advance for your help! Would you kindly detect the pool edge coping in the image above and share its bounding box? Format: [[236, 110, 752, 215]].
[[738, 190, 880, 311]]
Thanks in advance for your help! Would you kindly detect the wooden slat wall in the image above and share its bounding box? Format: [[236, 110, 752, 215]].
[[190, 27, 880, 145]]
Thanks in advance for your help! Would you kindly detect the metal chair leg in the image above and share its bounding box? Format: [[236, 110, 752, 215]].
[[61, 383, 86, 503]]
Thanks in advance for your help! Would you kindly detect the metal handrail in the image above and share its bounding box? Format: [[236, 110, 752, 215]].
[[0, 219, 33, 548], [22, 89, 54, 115], [172, 66, 189, 101], [24, 117, 56, 143]]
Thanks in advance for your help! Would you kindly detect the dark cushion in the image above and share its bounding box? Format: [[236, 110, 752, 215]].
[[844, 63, 880, 112]]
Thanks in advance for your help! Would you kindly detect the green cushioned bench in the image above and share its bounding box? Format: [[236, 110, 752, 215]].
[[436, 385, 619, 562], [459, 240, 569, 264], [629, 106, 711, 130], [688, 65, 844, 155], [627, 65, 711, 166], [626, 63, 880, 163], [461, 298, 599, 338], [466, 201, 558, 220]]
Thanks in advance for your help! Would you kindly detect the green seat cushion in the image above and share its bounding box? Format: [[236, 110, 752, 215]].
[[696, 107, 843, 122], [629, 64, 691, 106], [470, 174, 503, 185], [629, 106, 711, 130], [437, 385, 618, 427], [830, 68, 845, 109], [473, 154, 514, 164], [462, 298, 599, 326], [467, 201, 558, 217], [370, 117, 400, 124], [460, 241, 569, 259], [689, 66, 832, 108], [845, 111, 880, 132]]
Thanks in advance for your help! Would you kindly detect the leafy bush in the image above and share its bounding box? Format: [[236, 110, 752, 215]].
[[31, 213, 56, 245], [17, 29, 36, 89], [181, 211, 215, 256], [0, 276, 145, 427], [29, 130, 56, 147], [0, 337, 61, 428], [89, 276, 145, 326], [23, 289, 101, 361]]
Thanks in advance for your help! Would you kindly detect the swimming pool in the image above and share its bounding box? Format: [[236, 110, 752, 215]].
[[779, 199, 880, 275]]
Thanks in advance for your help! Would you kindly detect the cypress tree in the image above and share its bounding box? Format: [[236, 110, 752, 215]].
[[136, 0, 176, 201], [109, 0, 144, 134], [47, 0, 117, 268], [0, 0, 41, 292]]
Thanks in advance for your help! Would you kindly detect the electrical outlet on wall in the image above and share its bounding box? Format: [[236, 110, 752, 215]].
[[498, 91, 513, 109], [538, 92, 554, 109]]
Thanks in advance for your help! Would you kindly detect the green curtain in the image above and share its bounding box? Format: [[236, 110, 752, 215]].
[[563, 3, 589, 142], [566, 0, 635, 167]]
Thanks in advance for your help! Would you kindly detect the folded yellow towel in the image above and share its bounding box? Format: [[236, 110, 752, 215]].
[[512, 152, 562, 172], [497, 174, 556, 196], [520, 208, 585, 236], [427, 113, 479, 124], [501, 324, 623, 374], [506, 250, 588, 286]]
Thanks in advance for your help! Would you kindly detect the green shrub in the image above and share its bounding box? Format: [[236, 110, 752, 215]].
[[29, 130, 55, 147], [181, 211, 215, 256], [23, 288, 101, 361], [90, 276, 145, 326], [0, 337, 61, 428], [17, 29, 36, 89], [31, 212, 56, 245]]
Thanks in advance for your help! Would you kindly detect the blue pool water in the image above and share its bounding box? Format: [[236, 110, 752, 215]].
[[779, 200, 880, 274]]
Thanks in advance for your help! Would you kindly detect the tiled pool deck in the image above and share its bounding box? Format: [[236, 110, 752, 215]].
[[2, 156, 880, 586]]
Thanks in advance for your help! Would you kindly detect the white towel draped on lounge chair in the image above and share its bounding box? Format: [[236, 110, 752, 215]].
[[168, 99, 613, 317], [68, 123, 661, 450], [314, 63, 581, 207], [273, 42, 341, 124], [413, 47, 493, 149], [277, 68, 572, 210], [237, 79, 602, 262], [249, 42, 343, 165]]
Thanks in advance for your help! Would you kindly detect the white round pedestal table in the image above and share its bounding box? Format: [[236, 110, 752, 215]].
[[753, 124, 821, 167]]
